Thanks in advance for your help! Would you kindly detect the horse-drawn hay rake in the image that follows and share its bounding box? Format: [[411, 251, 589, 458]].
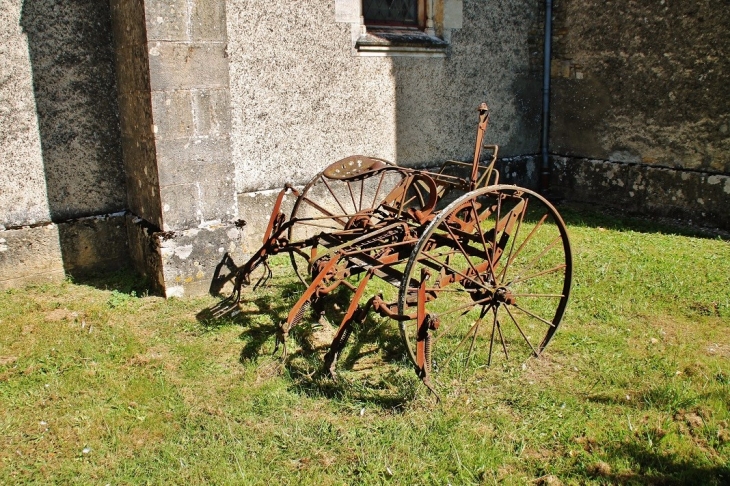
[[227, 103, 572, 396]]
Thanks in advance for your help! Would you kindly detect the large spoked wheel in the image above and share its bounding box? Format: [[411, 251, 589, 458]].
[[288, 156, 405, 283], [397, 185, 572, 376]]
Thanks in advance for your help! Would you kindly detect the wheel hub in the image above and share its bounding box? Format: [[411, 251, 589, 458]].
[[494, 287, 516, 306]]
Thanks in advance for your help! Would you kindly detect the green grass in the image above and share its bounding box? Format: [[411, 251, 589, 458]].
[[1, 204, 728, 485]]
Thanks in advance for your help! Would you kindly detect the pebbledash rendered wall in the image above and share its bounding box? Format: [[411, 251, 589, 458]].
[[548, 0, 730, 228], [228, 0, 545, 251], [0, 1, 129, 289], [0, 0, 544, 295]]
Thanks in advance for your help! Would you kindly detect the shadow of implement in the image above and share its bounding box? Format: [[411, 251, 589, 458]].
[[197, 253, 417, 408]]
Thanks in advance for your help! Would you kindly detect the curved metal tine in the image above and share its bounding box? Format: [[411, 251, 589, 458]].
[[421, 376, 442, 404], [273, 334, 288, 360], [412, 179, 429, 208], [253, 259, 273, 291]]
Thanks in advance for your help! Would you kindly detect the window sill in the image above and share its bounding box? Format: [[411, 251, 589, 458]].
[[355, 27, 448, 57]]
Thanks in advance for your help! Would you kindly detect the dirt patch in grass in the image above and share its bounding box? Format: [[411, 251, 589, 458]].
[[126, 344, 172, 368], [706, 343, 730, 358], [44, 308, 78, 322]]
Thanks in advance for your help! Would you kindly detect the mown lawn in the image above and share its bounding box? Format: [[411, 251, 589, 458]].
[[1, 204, 728, 485]]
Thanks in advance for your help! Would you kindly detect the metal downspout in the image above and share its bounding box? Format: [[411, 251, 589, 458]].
[[540, 0, 553, 192]]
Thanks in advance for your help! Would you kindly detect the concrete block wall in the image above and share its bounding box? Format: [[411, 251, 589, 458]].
[[109, 0, 243, 297]]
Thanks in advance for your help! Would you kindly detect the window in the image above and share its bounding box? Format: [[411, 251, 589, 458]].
[[362, 0, 422, 28], [335, 0, 463, 57]]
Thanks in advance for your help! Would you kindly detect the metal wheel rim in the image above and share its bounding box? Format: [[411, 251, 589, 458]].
[[397, 185, 573, 370], [287, 157, 400, 284]]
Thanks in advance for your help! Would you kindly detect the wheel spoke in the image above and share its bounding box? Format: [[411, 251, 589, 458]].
[[470, 198, 491, 256], [498, 198, 528, 282], [345, 180, 358, 212], [398, 186, 571, 378], [496, 308, 509, 360], [433, 299, 493, 341], [358, 179, 365, 213], [492, 194, 502, 264], [321, 177, 350, 216], [418, 249, 488, 290], [466, 305, 490, 366], [294, 220, 345, 231], [511, 303, 556, 328], [371, 171, 387, 209], [488, 305, 497, 365], [442, 220, 486, 286], [515, 234, 564, 279], [511, 293, 565, 298], [509, 263, 566, 286], [300, 196, 347, 227], [465, 317, 482, 367], [501, 213, 548, 279], [441, 316, 483, 369], [438, 295, 492, 316], [469, 199, 499, 283], [503, 304, 539, 357]]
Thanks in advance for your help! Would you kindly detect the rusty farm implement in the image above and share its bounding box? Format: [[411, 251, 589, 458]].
[[226, 103, 572, 396]]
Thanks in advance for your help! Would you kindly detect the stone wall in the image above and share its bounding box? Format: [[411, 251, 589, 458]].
[[549, 0, 729, 228], [109, 0, 243, 297]]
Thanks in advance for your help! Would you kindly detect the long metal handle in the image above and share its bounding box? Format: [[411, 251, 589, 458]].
[[471, 103, 490, 190]]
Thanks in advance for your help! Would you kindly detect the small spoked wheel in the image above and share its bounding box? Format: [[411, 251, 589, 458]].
[[397, 185, 572, 377], [287, 156, 404, 283]]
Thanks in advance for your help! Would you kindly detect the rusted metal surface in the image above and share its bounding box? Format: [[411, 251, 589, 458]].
[[228, 103, 573, 398]]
